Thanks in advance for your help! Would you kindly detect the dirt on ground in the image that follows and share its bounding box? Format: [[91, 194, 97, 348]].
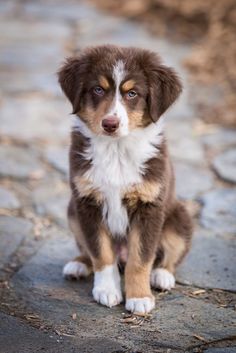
[[89, 0, 236, 128]]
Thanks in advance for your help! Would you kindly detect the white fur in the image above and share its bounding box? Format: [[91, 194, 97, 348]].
[[150, 268, 175, 290], [105, 60, 128, 136], [63, 260, 90, 279], [92, 264, 122, 308], [126, 297, 155, 314], [74, 118, 164, 237]]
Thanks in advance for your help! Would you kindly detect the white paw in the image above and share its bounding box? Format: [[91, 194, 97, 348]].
[[93, 287, 122, 308], [92, 264, 123, 308], [63, 261, 90, 279], [125, 297, 155, 314], [150, 268, 175, 290]]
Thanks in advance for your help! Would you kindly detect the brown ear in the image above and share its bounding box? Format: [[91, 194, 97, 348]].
[[58, 57, 86, 114], [148, 65, 182, 122]]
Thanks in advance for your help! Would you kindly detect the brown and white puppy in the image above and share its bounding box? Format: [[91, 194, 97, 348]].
[[58, 45, 193, 314]]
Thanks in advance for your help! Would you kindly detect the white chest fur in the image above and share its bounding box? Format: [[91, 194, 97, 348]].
[[76, 120, 164, 236]]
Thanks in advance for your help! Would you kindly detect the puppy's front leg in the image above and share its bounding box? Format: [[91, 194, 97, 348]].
[[125, 202, 164, 315], [92, 226, 123, 308], [76, 199, 123, 308], [125, 225, 155, 314]]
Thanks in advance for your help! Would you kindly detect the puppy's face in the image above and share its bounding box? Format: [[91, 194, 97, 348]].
[[58, 45, 182, 137]]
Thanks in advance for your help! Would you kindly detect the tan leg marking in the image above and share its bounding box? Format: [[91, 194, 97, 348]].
[[161, 228, 187, 273], [92, 226, 115, 271], [125, 226, 154, 299]]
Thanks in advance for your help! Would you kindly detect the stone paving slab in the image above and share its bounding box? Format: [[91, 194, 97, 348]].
[[175, 162, 214, 200], [213, 149, 236, 184], [200, 189, 236, 235], [0, 312, 84, 353], [0, 145, 43, 180], [201, 128, 236, 151], [0, 96, 71, 142], [10, 235, 236, 351], [32, 179, 70, 226], [204, 348, 236, 353], [45, 145, 69, 176], [0, 186, 20, 209], [177, 228, 236, 291], [0, 216, 33, 270]]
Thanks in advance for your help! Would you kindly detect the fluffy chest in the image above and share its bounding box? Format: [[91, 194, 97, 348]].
[[80, 124, 163, 236]]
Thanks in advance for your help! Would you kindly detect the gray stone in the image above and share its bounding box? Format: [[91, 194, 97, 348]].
[[166, 119, 205, 164], [0, 19, 71, 44], [0, 312, 95, 353], [0, 216, 33, 270], [45, 146, 69, 175], [175, 162, 214, 200], [0, 96, 71, 142], [11, 236, 236, 350], [23, 1, 98, 21], [0, 1, 16, 17], [213, 149, 236, 183], [0, 42, 67, 71], [200, 188, 236, 235], [202, 128, 236, 151], [0, 145, 42, 179], [0, 70, 61, 95], [169, 136, 205, 164], [0, 187, 20, 209], [204, 348, 236, 353], [177, 228, 236, 291], [32, 180, 70, 226]]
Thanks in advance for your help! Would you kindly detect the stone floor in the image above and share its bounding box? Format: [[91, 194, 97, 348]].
[[0, 1, 236, 352]]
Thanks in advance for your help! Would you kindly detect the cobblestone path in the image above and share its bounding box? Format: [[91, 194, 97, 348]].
[[0, 1, 236, 352]]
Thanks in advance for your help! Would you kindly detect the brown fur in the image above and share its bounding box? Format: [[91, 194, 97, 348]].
[[59, 45, 193, 306]]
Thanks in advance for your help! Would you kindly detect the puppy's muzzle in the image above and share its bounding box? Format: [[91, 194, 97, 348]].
[[102, 117, 120, 134]]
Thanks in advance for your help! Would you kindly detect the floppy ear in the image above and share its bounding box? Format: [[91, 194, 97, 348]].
[[148, 65, 182, 122], [58, 57, 86, 114]]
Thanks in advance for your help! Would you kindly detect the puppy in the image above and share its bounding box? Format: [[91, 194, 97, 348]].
[[59, 45, 193, 314]]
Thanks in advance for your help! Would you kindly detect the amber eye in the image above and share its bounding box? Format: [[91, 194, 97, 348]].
[[126, 90, 137, 99], [93, 86, 104, 96]]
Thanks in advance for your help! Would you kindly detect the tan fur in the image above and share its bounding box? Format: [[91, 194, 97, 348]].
[[125, 226, 154, 299], [73, 175, 103, 203], [160, 228, 187, 273], [93, 226, 115, 271], [124, 180, 161, 208], [121, 79, 135, 92], [73, 255, 93, 272], [80, 100, 111, 134], [128, 110, 151, 129], [99, 75, 110, 90], [68, 215, 88, 253], [69, 215, 115, 272]]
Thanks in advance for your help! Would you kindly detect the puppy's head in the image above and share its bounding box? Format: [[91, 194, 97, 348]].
[[58, 45, 182, 137]]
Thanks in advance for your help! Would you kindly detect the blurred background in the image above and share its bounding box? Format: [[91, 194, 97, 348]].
[[0, 0, 236, 351]]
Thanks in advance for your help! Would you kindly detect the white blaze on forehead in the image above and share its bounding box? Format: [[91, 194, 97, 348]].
[[107, 60, 129, 136], [112, 60, 126, 87]]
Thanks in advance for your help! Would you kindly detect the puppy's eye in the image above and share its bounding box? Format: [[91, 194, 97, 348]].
[[93, 86, 104, 96], [126, 90, 137, 99]]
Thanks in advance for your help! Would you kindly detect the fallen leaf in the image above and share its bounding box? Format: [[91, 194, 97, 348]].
[[192, 289, 206, 295], [193, 334, 208, 342]]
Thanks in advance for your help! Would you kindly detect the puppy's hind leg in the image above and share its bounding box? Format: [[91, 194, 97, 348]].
[[151, 202, 193, 290], [63, 199, 93, 280]]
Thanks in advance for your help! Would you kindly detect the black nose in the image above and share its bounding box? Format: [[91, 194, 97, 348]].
[[102, 117, 120, 133]]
